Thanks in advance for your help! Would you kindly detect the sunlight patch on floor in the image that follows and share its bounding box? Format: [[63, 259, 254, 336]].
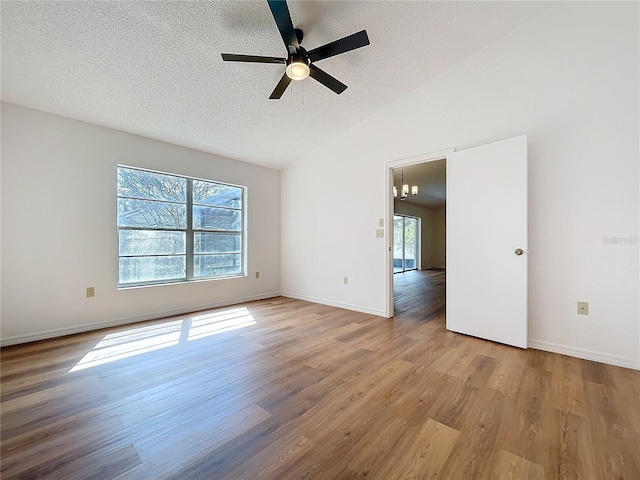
[[188, 308, 257, 341], [69, 307, 256, 372]]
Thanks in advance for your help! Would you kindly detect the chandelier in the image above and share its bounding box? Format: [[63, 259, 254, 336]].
[[393, 167, 418, 200]]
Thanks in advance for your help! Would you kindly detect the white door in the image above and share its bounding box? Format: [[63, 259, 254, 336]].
[[446, 135, 528, 348]]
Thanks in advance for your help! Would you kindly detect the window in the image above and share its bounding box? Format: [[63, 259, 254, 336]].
[[117, 166, 244, 287], [393, 214, 419, 273]]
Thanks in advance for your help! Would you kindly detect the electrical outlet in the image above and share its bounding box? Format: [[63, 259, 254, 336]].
[[255, 271, 260, 279], [378, 218, 384, 227], [577, 301, 589, 315], [343, 276, 349, 285], [376, 229, 384, 238], [86, 287, 95, 298]]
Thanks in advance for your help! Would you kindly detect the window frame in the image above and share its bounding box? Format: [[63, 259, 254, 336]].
[[117, 165, 246, 288], [393, 214, 420, 274]]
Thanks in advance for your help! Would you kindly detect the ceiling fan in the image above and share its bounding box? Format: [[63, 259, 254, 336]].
[[221, 0, 370, 99]]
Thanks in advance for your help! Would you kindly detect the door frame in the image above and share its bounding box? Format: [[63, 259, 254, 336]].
[[385, 148, 454, 318]]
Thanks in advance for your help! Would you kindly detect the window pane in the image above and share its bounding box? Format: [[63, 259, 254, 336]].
[[194, 254, 242, 277], [119, 256, 186, 284], [404, 218, 417, 269], [119, 230, 185, 256], [194, 233, 241, 254], [393, 216, 403, 272], [193, 206, 241, 231], [118, 198, 187, 229], [118, 167, 186, 202], [193, 180, 242, 208]]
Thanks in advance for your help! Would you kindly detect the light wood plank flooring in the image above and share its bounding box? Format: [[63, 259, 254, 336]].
[[1, 270, 639, 479]]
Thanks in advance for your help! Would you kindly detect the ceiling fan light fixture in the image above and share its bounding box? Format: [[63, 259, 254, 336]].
[[285, 58, 310, 80]]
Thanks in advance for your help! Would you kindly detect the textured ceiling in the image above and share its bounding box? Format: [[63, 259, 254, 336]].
[[1, 1, 553, 170]]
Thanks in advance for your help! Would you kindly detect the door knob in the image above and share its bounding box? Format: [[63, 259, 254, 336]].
[[514, 248, 524, 256]]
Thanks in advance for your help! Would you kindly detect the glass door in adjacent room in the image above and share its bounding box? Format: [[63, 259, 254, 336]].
[[393, 214, 419, 273]]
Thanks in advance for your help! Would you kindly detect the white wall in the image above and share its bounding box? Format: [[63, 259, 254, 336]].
[[282, 3, 639, 369], [1, 102, 281, 344]]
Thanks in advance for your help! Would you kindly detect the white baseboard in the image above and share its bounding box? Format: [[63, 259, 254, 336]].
[[528, 339, 640, 370], [9, 295, 634, 372], [281, 291, 386, 317], [0, 292, 281, 347]]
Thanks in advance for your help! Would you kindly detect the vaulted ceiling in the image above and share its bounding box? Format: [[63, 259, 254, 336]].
[[1, 1, 553, 170]]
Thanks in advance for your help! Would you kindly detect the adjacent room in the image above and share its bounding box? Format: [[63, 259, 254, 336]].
[[1, 1, 638, 479], [392, 161, 446, 322]]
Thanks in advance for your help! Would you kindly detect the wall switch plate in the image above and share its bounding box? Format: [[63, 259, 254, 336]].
[[255, 271, 260, 279], [86, 287, 95, 298], [378, 218, 384, 227], [577, 301, 588, 315], [376, 229, 384, 238], [343, 276, 349, 285]]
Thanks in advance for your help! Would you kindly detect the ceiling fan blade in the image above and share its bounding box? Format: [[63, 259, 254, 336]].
[[269, 72, 292, 99], [307, 30, 370, 63], [309, 64, 347, 95], [267, 0, 299, 49], [222, 54, 286, 64]]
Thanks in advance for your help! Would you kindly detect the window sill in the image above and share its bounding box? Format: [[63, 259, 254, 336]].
[[117, 273, 247, 290]]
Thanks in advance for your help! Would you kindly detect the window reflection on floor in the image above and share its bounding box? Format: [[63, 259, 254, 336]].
[[69, 307, 256, 372]]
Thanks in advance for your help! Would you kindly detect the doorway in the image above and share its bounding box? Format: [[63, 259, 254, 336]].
[[393, 215, 419, 273], [385, 136, 528, 349], [387, 156, 448, 319]]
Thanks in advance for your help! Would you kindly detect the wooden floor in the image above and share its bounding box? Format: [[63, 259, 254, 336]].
[[1, 270, 639, 479]]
